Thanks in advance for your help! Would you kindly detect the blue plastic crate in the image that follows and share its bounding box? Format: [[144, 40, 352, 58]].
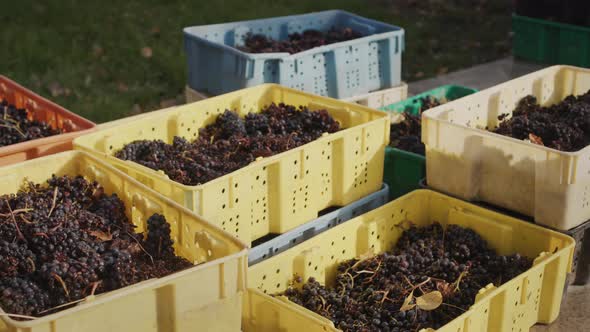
[[184, 10, 404, 98], [248, 184, 389, 265]]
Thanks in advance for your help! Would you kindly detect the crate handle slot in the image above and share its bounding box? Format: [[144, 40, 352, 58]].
[[132, 193, 163, 217], [193, 230, 230, 261], [474, 283, 497, 303]]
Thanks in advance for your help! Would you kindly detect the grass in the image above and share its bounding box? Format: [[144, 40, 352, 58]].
[[1, 0, 512, 123]]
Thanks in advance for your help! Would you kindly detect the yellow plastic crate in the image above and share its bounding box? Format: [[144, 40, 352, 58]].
[[423, 65, 590, 231], [74, 84, 389, 244], [244, 190, 575, 332], [0, 151, 247, 332]]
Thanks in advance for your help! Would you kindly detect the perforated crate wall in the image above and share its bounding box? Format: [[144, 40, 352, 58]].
[[184, 10, 404, 99]]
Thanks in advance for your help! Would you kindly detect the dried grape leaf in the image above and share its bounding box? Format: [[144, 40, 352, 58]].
[[528, 133, 544, 146], [416, 291, 443, 311], [89, 230, 113, 241], [400, 290, 416, 311]]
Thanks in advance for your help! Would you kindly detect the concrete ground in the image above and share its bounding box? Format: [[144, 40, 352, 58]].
[[532, 284, 589, 331], [408, 56, 546, 94], [409, 57, 589, 331]]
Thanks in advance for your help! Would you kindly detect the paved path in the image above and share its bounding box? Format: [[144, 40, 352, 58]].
[[408, 57, 546, 94], [531, 284, 589, 331]]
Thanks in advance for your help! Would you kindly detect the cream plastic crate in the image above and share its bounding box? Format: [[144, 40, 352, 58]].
[[423, 65, 590, 230], [74, 84, 389, 245], [243, 190, 575, 332], [186, 83, 408, 109], [0, 151, 247, 332]]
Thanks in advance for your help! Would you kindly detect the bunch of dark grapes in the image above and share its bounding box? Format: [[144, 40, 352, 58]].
[[0, 277, 50, 317], [115, 103, 341, 186], [389, 96, 446, 156], [0, 241, 36, 277], [0, 99, 62, 147], [238, 27, 363, 54], [0, 175, 193, 318], [493, 91, 590, 151], [283, 223, 532, 332], [143, 214, 175, 259]]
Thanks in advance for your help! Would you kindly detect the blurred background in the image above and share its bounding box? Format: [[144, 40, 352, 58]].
[[0, 0, 513, 123]]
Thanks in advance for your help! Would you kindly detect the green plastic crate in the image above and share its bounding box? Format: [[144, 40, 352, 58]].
[[513, 14, 590, 67], [380, 85, 477, 200]]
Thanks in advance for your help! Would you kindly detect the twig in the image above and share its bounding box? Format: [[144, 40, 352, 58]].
[[52, 273, 69, 298], [4, 199, 24, 241], [0, 124, 25, 138], [47, 187, 58, 218], [441, 303, 467, 312], [125, 230, 154, 265], [338, 281, 347, 297], [19, 214, 34, 224], [402, 276, 432, 295], [452, 270, 469, 292], [364, 259, 382, 284], [343, 272, 354, 288], [0, 208, 34, 217], [90, 281, 101, 296], [318, 294, 326, 312], [402, 275, 415, 289], [26, 257, 36, 272], [375, 290, 390, 304]]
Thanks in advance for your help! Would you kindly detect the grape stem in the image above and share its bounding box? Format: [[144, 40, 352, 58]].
[[47, 187, 59, 218]]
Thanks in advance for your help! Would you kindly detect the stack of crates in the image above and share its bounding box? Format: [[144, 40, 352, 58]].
[[422, 65, 590, 286], [378, 84, 478, 199]]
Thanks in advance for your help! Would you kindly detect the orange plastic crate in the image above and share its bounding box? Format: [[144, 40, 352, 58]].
[[0, 76, 96, 166]]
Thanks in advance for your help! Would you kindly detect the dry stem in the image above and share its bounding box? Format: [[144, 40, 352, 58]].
[[47, 187, 58, 218]]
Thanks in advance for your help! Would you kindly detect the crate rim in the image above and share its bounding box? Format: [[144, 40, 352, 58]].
[[379, 84, 478, 115], [382, 84, 477, 109], [76, 83, 390, 191], [183, 9, 405, 60], [422, 65, 590, 157], [271, 188, 576, 262], [0, 75, 96, 157], [385, 145, 424, 160], [0, 150, 249, 327], [512, 13, 590, 33]]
